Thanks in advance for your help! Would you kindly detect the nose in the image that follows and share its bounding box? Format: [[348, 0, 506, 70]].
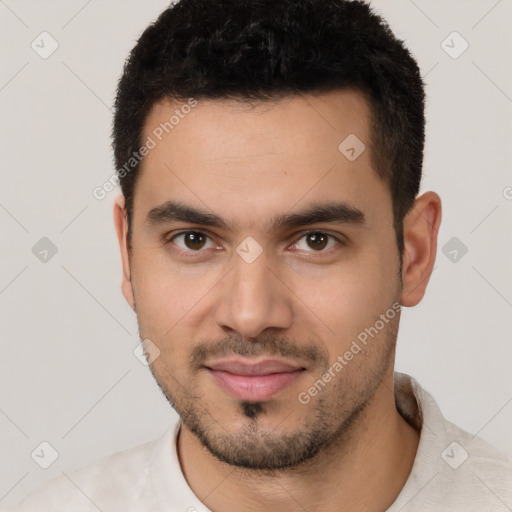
[[214, 247, 293, 339]]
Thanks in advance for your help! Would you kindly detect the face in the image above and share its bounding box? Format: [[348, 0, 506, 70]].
[[122, 90, 404, 469]]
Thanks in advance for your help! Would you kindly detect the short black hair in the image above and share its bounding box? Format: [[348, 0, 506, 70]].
[[112, 0, 425, 252]]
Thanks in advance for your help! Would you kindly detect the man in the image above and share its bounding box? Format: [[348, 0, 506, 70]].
[[12, 0, 512, 510]]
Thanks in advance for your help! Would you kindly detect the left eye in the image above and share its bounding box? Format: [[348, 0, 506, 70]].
[[291, 232, 340, 252], [170, 231, 215, 251]]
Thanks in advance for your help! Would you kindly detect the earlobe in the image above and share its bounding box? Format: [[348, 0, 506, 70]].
[[113, 194, 136, 311], [400, 191, 442, 307]]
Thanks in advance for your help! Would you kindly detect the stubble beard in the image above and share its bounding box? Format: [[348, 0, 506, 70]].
[[144, 316, 398, 472]]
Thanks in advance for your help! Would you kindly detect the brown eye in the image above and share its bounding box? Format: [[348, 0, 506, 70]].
[[306, 232, 329, 251], [291, 231, 340, 253], [171, 231, 213, 251], [184, 232, 206, 250]]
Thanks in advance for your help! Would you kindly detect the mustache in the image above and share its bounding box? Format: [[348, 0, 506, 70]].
[[189, 332, 328, 371]]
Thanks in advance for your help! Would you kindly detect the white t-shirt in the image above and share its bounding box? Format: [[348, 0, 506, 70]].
[[8, 373, 512, 511]]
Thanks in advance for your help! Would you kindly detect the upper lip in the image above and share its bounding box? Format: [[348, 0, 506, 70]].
[[205, 357, 304, 376]]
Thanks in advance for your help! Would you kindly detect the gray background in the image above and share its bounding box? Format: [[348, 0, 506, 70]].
[[1, 0, 511, 508]]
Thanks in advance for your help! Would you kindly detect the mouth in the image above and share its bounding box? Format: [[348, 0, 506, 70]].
[[204, 357, 306, 402]]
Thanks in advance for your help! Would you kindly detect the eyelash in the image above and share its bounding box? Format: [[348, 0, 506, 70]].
[[164, 230, 344, 256]]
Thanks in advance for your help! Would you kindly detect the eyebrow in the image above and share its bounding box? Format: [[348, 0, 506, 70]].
[[145, 200, 366, 231]]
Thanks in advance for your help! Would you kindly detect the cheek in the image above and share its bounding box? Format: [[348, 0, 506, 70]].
[[285, 244, 399, 345], [131, 248, 215, 323], [130, 250, 232, 373]]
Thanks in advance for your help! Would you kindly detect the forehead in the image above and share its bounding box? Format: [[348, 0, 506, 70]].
[[134, 90, 390, 230], [143, 89, 371, 159]]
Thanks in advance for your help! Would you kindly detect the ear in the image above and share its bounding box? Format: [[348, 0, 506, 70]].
[[113, 194, 135, 311], [400, 191, 442, 307]]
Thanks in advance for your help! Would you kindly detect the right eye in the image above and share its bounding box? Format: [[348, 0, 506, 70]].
[[167, 231, 216, 252]]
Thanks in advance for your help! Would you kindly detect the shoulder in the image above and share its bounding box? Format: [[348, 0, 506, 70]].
[[415, 423, 512, 511], [442, 418, 512, 505], [13, 436, 162, 512], [393, 373, 512, 511]]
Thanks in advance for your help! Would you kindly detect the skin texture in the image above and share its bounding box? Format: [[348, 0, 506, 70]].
[[113, 89, 442, 511]]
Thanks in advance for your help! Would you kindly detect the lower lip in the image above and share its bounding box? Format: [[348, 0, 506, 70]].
[[207, 368, 304, 402]]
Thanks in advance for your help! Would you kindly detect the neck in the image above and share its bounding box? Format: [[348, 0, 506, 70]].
[[178, 374, 420, 512]]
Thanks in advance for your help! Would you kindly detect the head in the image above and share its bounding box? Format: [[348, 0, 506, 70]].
[[112, 0, 441, 470]]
